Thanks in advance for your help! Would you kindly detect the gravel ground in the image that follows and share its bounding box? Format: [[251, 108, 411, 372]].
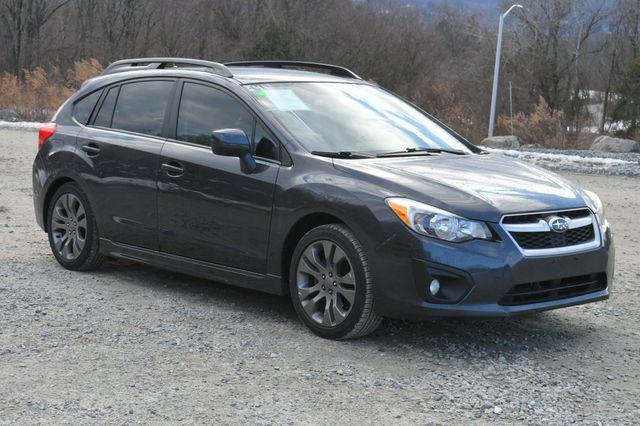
[[1, 129, 639, 424]]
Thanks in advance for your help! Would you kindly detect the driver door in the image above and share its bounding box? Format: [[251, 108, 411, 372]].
[[156, 81, 280, 273]]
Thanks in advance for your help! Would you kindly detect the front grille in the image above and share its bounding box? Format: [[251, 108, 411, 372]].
[[511, 225, 594, 249], [501, 208, 598, 253], [499, 273, 607, 306], [502, 208, 591, 224]]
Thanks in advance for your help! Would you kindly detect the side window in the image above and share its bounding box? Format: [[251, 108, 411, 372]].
[[177, 82, 254, 146], [253, 122, 279, 161], [112, 81, 174, 137], [93, 87, 119, 128], [73, 90, 102, 125]]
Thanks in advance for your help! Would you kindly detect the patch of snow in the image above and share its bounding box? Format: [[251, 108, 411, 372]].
[[481, 146, 640, 177], [486, 147, 634, 165], [0, 120, 42, 131]]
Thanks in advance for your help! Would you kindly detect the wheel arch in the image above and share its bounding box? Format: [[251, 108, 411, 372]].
[[42, 176, 77, 232], [280, 212, 347, 295]]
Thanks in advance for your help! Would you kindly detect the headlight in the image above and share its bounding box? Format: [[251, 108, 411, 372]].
[[386, 198, 492, 242], [582, 189, 606, 225]]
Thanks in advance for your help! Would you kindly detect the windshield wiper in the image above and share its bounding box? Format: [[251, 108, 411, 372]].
[[311, 150, 375, 159], [376, 147, 467, 157]]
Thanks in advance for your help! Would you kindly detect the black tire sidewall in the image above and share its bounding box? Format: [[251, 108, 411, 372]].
[[289, 225, 369, 339], [47, 183, 99, 270]]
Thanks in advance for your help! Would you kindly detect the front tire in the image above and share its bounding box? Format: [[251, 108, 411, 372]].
[[47, 182, 105, 271], [289, 224, 382, 339]]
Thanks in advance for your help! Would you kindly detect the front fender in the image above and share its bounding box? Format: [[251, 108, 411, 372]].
[[266, 155, 400, 278]]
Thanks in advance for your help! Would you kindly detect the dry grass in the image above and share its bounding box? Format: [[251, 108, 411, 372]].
[[0, 59, 102, 122], [566, 132, 600, 150]]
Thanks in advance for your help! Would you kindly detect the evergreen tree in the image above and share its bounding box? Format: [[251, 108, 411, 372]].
[[611, 57, 640, 138]]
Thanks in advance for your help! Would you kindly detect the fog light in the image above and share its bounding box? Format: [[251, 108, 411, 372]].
[[429, 279, 441, 296]]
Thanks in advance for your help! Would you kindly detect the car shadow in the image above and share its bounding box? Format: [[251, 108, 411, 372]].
[[367, 314, 591, 360], [95, 258, 295, 317], [94, 259, 595, 360]]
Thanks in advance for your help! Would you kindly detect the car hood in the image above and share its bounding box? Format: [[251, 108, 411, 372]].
[[333, 153, 588, 222]]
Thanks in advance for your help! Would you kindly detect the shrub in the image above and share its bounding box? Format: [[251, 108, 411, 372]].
[[0, 59, 102, 122], [497, 97, 567, 148], [407, 81, 483, 142], [66, 59, 104, 88]]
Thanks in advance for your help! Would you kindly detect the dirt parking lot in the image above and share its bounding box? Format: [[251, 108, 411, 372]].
[[0, 129, 639, 424]]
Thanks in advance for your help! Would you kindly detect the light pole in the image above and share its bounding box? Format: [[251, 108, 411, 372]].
[[509, 81, 514, 135], [488, 4, 523, 138]]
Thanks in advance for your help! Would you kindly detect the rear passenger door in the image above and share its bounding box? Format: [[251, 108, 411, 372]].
[[77, 79, 175, 249], [156, 80, 280, 273]]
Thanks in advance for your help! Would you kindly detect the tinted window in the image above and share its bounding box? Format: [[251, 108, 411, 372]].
[[94, 87, 119, 128], [112, 81, 174, 137], [253, 122, 278, 161], [177, 83, 254, 145], [73, 90, 102, 125]]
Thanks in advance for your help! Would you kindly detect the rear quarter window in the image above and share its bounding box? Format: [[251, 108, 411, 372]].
[[72, 90, 102, 125], [94, 86, 119, 128]]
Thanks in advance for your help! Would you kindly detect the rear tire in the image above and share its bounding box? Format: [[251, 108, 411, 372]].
[[47, 182, 105, 271], [289, 224, 382, 339]]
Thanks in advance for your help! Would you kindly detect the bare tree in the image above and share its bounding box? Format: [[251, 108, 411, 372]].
[[0, 0, 69, 74], [0, 0, 638, 144]]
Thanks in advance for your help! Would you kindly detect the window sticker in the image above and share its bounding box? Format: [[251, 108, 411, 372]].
[[262, 88, 309, 111]]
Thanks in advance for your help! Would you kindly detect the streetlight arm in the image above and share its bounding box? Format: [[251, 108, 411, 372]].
[[503, 4, 523, 18]]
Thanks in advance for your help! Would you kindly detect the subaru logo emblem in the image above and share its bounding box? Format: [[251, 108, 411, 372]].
[[547, 216, 570, 233]]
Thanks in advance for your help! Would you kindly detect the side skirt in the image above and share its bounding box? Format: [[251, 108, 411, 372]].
[[99, 238, 285, 296]]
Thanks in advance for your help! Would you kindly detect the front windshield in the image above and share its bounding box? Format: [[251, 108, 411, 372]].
[[246, 82, 472, 154]]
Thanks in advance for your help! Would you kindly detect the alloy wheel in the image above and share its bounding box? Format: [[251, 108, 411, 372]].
[[295, 240, 357, 327], [50, 193, 87, 261]]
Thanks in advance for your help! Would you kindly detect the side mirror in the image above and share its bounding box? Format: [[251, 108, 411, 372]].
[[211, 128, 256, 173]]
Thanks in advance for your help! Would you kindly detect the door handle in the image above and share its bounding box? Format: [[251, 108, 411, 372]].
[[161, 161, 184, 177], [81, 143, 101, 156]]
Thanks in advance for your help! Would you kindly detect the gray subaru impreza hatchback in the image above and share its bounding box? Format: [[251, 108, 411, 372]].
[[33, 58, 614, 339]]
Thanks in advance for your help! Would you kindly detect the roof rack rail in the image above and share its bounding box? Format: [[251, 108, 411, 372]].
[[102, 57, 233, 78], [224, 60, 361, 79]]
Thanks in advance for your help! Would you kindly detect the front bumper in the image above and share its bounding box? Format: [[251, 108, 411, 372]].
[[372, 221, 614, 320]]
